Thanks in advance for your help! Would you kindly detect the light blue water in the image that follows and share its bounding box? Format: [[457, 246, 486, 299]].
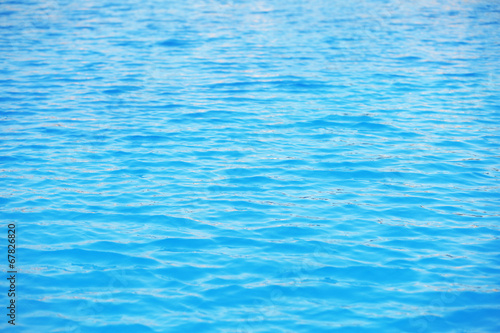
[[1, 0, 500, 332]]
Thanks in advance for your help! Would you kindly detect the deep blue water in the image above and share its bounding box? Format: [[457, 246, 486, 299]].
[[1, 0, 500, 332]]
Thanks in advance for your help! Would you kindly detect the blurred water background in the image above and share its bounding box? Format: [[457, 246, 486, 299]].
[[0, 0, 499, 332]]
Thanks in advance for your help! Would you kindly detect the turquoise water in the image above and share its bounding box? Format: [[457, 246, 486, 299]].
[[1, 0, 500, 332]]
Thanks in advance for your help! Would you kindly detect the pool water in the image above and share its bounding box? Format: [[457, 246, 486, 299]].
[[1, 0, 499, 332]]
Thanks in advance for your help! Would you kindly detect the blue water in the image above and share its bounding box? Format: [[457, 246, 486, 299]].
[[1, 0, 500, 332]]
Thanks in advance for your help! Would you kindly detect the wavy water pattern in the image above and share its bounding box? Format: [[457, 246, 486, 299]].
[[1, 0, 499, 332]]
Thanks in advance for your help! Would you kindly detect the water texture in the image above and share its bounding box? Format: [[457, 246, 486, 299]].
[[1, 0, 499, 332]]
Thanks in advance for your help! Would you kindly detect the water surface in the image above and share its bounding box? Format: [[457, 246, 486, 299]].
[[1, 0, 499, 332]]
